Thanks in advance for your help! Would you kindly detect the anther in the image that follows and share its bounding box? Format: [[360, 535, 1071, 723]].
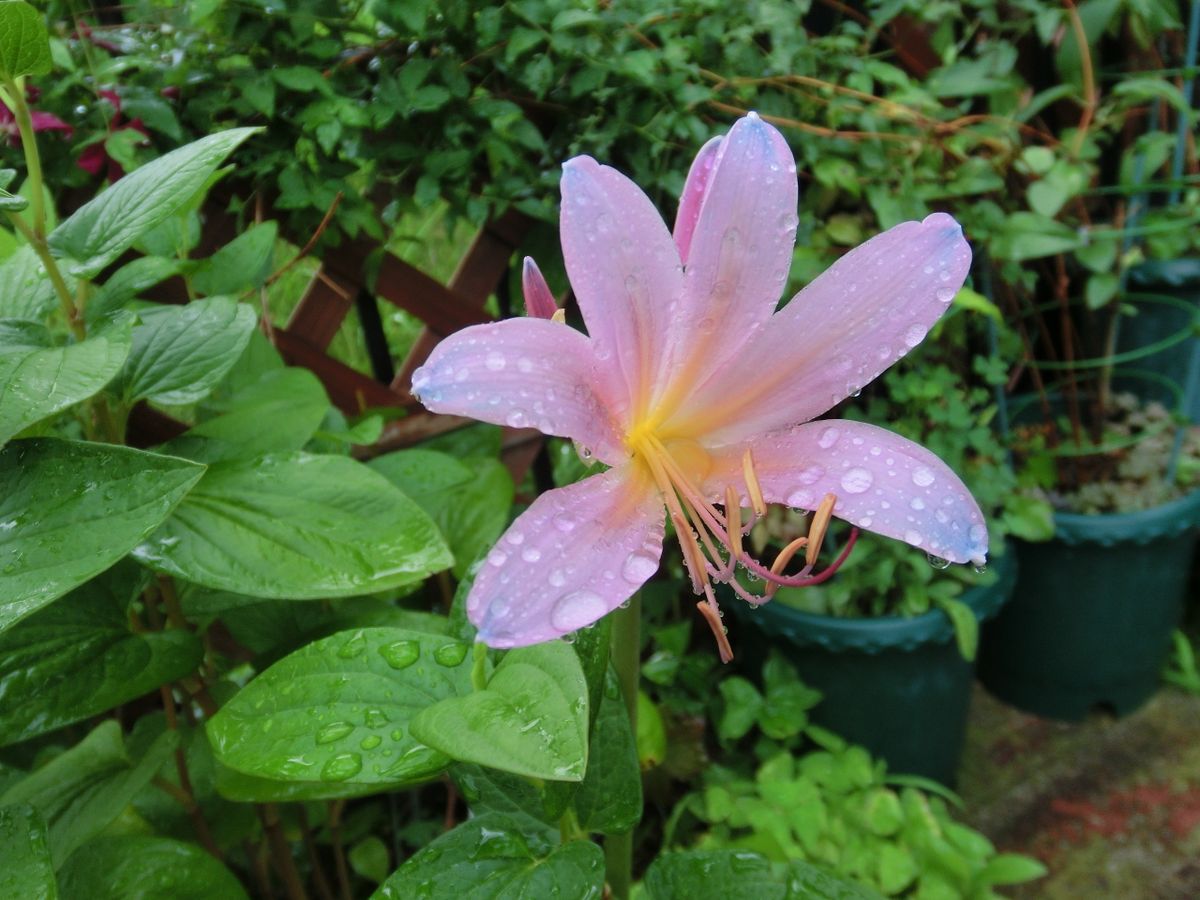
[[724, 485, 743, 559], [551, 309, 566, 325], [742, 449, 766, 520], [696, 598, 734, 663], [806, 493, 837, 567], [770, 535, 809, 579]]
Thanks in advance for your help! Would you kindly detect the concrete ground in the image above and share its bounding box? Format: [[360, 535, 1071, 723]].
[[957, 686, 1200, 899]]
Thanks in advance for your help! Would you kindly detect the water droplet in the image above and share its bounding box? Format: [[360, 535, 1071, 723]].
[[973, 563, 989, 575], [551, 590, 607, 632], [936, 287, 955, 303], [315, 721, 354, 744], [434, 642, 469, 667], [553, 513, 576, 532], [926, 554, 951, 570], [320, 752, 363, 782], [379, 640, 420, 670], [360, 735, 382, 750], [364, 708, 389, 728], [911, 467, 935, 487], [797, 465, 824, 484], [507, 530, 525, 545], [622, 550, 658, 583], [904, 324, 927, 348], [485, 351, 506, 371], [338, 632, 367, 659], [487, 548, 508, 567], [548, 568, 566, 588], [390, 729, 403, 741], [910, 497, 925, 510], [505, 410, 527, 428], [521, 547, 542, 563], [787, 488, 815, 508], [904, 529, 924, 546], [969, 523, 987, 544], [840, 467, 873, 494], [517, 357, 534, 373], [818, 427, 840, 449]]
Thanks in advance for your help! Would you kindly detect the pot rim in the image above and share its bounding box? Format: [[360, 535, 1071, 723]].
[[1051, 485, 1200, 545]]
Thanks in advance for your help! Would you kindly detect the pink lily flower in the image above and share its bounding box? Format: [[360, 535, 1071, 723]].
[[412, 113, 987, 658]]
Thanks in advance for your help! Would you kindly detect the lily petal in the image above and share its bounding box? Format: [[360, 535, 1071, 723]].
[[411, 318, 624, 464], [560, 156, 684, 424], [706, 419, 988, 565], [669, 213, 971, 443], [668, 113, 798, 393], [673, 135, 722, 264], [470, 465, 665, 647]]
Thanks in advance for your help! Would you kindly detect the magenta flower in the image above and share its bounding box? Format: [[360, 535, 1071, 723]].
[[412, 113, 987, 656]]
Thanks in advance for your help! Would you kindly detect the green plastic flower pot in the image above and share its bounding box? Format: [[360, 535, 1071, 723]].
[[1120, 260, 1200, 421], [977, 488, 1200, 721], [730, 546, 1016, 786]]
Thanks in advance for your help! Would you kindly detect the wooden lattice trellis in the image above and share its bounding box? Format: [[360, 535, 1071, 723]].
[[129, 205, 546, 483]]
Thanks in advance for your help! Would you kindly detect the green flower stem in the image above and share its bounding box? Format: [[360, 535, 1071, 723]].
[[5, 211, 83, 341], [471, 641, 488, 691], [5, 78, 47, 238], [605, 593, 641, 900]]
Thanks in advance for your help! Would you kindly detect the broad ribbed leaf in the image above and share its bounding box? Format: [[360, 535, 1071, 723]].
[[59, 835, 247, 900], [207, 626, 473, 788], [133, 453, 451, 598], [0, 440, 205, 632], [0, 804, 56, 899], [0, 563, 203, 745], [0, 1, 51, 80], [48, 129, 259, 279]]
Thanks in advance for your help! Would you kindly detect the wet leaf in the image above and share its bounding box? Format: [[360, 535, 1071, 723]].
[[0, 563, 202, 745], [207, 627, 473, 789], [572, 670, 642, 834], [58, 835, 247, 900], [0, 0, 52, 80], [373, 813, 603, 899], [133, 452, 451, 599], [411, 641, 588, 781], [0, 439, 204, 633], [0, 804, 56, 899]]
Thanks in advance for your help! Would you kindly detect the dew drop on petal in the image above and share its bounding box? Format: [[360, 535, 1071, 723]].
[[485, 351, 506, 371], [507, 531, 525, 545], [487, 548, 507, 567], [910, 497, 925, 510], [936, 287, 956, 303], [505, 410, 527, 428], [622, 550, 658, 584], [818, 427, 840, 449], [969, 523, 987, 544], [797, 465, 824, 485], [787, 488, 815, 509], [521, 547, 542, 563], [904, 529, 924, 546], [548, 568, 566, 588], [927, 554, 951, 569], [904, 324, 927, 348], [840, 468, 873, 494], [554, 513, 577, 533], [551, 590, 607, 632], [912, 467, 935, 487]]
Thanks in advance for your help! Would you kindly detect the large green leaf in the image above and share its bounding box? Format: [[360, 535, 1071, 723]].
[[572, 672, 642, 835], [161, 367, 330, 463], [0, 0, 51, 81], [48, 129, 259, 279], [0, 804, 56, 899], [373, 813, 604, 900], [0, 245, 59, 321], [207, 626, 474, 788], [645, 850, 880, 900], [0, 440, 205, 632], [190, 220, 278, 296], [0, 563, 203, 745], [120, 296, 257, 405], [0, 319, 131, 446], [58, 835, 247, 900], [0, 721, 177, 865], [87, 256, 186, 322], [411, 640, 589, 782], [370, 449, 513, 579], [133, 452, 450, 599]]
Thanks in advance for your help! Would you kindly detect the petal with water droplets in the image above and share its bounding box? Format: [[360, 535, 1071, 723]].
[[410, 317, 624, 465], [704, 419, 988, 565], [673, 134, 722, 265], [469, 465, 665, 648], [669, 213, 971, 442]]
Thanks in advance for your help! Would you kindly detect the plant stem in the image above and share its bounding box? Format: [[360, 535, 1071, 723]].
[[258, 803, 309, 900], [327, 799, 352, 900], [6, 78, 47, 237], [604, 594, 641, 900], [471, 641, 488, 691], [5, 211, 83, 340]]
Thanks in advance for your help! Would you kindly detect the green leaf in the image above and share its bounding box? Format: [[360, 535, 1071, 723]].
[[978, 852, 1048, 886], [452, 763, 553, 826], [636, 691, 666, 769], [717, 676, 763, 742], [0, 1, 52, 81], [786, 859, 882, 898], [951, 286, 1003, 322], [211, 761, 387, 803], [349, 836, 391, 885], [121, 297, 256, 405], [572, 671, 642, 834], [644, 849, 786, 900], [990, 213, 1083, 262], [0, 184, 27, 212], [0, 319, 132, 446], [411, 640, 589, 782], [877, 843, 918, 894], [1084, 272, 1119, 310], [0, 439, 205, 632], [166, 367, 330, 463], [58, 835, 247, 900], [934, 596, 978, 660], [190, 221, 278, 296], [133, 453, 451, 598], [373, 813, 604, 900], [0, 563, 203, 745], [48, 128, 259, 279], [87, 256, 187, 322], [207, 626, 474, 787], [0, 245, 59, 320], [0, 804, 56, 899], [370, 449, 514, 579], [0, 721, 177, 865]]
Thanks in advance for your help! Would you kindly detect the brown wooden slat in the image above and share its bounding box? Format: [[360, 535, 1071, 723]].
[[272, 328, 403, 414], [374, 254, 493, 336], [285, 267, 357, 351]]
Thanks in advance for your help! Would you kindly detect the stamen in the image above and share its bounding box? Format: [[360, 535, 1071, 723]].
[[696, 594, 734, 663], [742, 449, 766, 520], [770, 535, 809, 578], [806, 492, 837, 567], [724, 485, 743, 559], [551, 309, 566, 325]]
